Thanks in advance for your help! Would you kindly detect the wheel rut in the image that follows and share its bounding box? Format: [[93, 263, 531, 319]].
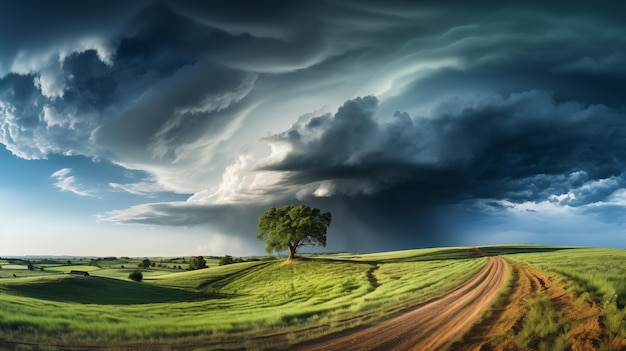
[[452, 259, 610, 351]]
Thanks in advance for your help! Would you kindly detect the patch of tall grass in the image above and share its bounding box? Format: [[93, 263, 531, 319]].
[[506, 248, 626, 343], [513, 292, 570, 351]]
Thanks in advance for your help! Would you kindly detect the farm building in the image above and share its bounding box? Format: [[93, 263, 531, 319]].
[[69, 270, 90, 277]]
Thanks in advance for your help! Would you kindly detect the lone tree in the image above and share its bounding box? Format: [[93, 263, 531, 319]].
[[188, 256, 207, 270], [257, 204, 332, 260]]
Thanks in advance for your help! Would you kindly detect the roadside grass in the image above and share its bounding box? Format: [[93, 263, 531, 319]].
[[0, 248, 487, 349], [512, 292, 570, 351], [505, 247, 626, 346]]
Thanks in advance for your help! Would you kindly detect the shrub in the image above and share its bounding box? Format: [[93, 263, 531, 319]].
[[139, 259, 151, 268], [189, 256, 207, 270], [219, 255, 234, 266], [128, 270, 143, 282]]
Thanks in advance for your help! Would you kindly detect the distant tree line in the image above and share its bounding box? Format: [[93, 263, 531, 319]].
[[218, 255, 263, 266]]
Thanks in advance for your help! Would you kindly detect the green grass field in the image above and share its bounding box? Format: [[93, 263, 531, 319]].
[[0, 249, 486, 350], [503, 247, 626, 307], [5, 246, 625, 351]]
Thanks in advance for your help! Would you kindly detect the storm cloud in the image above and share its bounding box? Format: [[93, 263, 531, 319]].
[[100, 89, 626, 250], [3, 1, 626, 252], [265, 91, 626, 205]]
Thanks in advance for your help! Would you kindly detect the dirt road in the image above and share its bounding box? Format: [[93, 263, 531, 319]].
[[453, 259, 626, 351], [290, 256, 508, 351]]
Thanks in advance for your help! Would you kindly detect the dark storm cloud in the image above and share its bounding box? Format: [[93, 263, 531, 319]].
[[3, 0, 625, 163], [264, 91, 626, 208], [252, 88, 626, 249], [1, 0, 418, 188], [0, 71, 101, 159], [4, 1, 626, 250], [0, 1, 143, 73], [107, 89, 626, 251], [0, 1, 265, 195]]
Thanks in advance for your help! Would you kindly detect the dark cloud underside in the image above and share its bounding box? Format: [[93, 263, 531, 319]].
[[3, 1, 626, 252]]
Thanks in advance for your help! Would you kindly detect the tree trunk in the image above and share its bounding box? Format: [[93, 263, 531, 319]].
[[288, 244, 297, 260]]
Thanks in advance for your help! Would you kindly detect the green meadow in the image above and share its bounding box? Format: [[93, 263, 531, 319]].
[[503, 247, 626, 308], [0, 250, 486, 350], [3, 246, 626, 350]]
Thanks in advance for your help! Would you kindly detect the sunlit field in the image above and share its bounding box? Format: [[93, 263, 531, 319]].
[[0, 250, 486, 350], [5, 246, 626, 351], [505, 248, 626, 307]]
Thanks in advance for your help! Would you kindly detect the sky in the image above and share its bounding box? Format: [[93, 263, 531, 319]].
[[2, 1, 626, 257]]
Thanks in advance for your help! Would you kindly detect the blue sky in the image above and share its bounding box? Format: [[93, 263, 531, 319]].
[[2, 1, 626, 257]]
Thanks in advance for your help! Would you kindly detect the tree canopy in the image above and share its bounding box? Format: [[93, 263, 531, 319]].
[[189, 256, 207, 270], [219, 255, 235, 266], [257, 204, 332, 260], [139, 259, 151, 269], [128, 270, 143, 282]]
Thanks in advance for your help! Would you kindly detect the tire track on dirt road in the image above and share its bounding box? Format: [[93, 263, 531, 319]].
[[452, 259, 621, 351], [290, 256, 508, 351]]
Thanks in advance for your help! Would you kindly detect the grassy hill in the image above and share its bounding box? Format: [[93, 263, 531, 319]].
[[3, 245, 625, 350], [0, 248, 487, 350]]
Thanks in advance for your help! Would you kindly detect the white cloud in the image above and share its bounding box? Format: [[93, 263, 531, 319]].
[[51, 168, 95, 197], [548, 192, 576, 204], [41, 105, 78, 129], [474, 198, 575, 216], [193, 152, 288, 205], [108, 179, 166, 197], [606, 189, 626, 206], [60, 37, 115, 66], [7, 36, 114, 100], [34, 66, 67, 99], [313, 181, 335, 197]]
